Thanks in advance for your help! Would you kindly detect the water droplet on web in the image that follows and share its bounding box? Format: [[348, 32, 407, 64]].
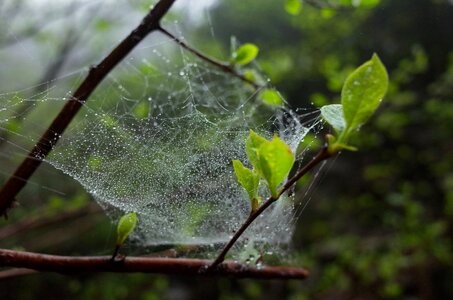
[[35, 35, 322, 259]]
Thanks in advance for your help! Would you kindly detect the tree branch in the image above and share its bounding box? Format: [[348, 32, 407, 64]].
[[158, 26, 263, 89], [0, 268, 37, 280], [0, 249, 309, 280], [0, 203, 100, 240], [209, 145, 331, 270], [0, 30, 79, 148], [0, 0, 177, 216]]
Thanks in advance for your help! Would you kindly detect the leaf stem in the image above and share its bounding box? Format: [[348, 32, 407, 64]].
[[208, 145, 331, 270], [111, 245, 121, 261]]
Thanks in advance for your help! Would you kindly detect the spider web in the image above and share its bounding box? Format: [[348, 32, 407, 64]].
[[0, 4, 323, 260]]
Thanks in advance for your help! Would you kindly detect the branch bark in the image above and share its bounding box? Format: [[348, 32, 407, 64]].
[[0, 249, 309, 280], [0, 0, 177, 216]]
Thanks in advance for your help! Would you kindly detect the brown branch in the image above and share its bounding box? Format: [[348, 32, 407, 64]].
[[0, 0, 177, 216], [158, 26, 263, 89], [19, 215, 101, 251], [209, 145, 331, 270], [0, 268, 37, 280], [0, 249, 309, 279], [0, 203, 100, 240]]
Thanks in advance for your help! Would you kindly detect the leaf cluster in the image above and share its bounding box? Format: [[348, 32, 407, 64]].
[[320, 54, 388, 153], [233, 130, 295, 212]]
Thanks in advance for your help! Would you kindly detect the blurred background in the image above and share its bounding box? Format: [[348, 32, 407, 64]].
[[0, 0, 452, 299]]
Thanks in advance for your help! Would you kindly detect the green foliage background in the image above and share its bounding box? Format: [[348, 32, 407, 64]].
[[0, 0, 452, 299]]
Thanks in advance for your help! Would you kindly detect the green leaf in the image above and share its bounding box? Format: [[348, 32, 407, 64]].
[[134, 101, 149, 119], [232, 160, 260, 201], [232, 43, 259, 65], [341, 53, 389, 134], [257, 136, 295, 197], [259, 89, 284, 106], [243, 69, 257, 82], [88, 156, 102, 169], [358, 0, 380, 8], [320, 104, 346, 132], [245, 130, 268, 173], [95, 19, 112, 31], [101, 115, 117, 129], [116, 212, 137, 246], [285, 0, 302, 15]]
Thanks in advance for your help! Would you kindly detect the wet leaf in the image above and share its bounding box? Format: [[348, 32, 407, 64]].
[[233, 159, 260, 201], [259, 89, 284, 106], [246, 130, 268, 173], [232, 43, 259, 65], [320, 104, 345, 132], [342, 53, 388, 133], [116, 212, 137, 246], [257, 136, 295, 197]]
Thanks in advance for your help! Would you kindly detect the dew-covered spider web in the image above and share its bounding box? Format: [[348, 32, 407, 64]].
[[0, 16, 323, 260]]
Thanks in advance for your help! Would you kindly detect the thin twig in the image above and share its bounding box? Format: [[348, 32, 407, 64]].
[[0, 268, 37, 280], [158, 26, 263, 89], [0, 249, 309, 279], [208, 145, 331, 270], [0, 25, 86, 149], [0, 203, 100, 240], [0, 0, 177, 216]]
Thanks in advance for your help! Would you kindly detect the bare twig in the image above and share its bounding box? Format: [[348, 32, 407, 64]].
[[0, 203, 100, 240], [0, 249, 309, 279], [158, 27, 263, 89], [209, 145, 331, 270], [19, 215, 101, 252], [0, 268, 37, 280], [0, 0, 177, 216]]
